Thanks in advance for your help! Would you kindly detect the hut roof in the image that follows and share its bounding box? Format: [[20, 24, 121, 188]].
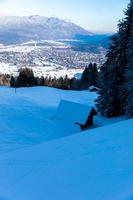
[[55, 100, 95, 124]]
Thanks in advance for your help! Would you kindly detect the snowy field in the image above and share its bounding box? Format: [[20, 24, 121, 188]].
[[0, 86, 98, 153], [0, 86, 133, 200], [0, 62, 84, 79]]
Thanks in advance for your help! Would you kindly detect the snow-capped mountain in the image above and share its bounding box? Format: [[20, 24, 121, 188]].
[[0, 16, 92, 44]]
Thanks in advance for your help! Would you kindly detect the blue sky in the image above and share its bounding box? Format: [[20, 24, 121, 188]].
[[0, 0, 129, 33]]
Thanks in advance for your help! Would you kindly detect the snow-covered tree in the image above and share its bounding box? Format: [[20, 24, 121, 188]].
[[125, 2, 133, 117], [98, 0, 133, 117]]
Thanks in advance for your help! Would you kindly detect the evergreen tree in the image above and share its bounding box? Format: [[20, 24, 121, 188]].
[[98, 0, 133, 117], [125, 2, 133, 117], [63, 75, 70, 89], [81, 63, 98, 89], [10, 76, 16, 87], [81, 66, 89, 88], [98, 35, 121, 116], [91, 63, 98, 86], [17, 68, 36, 87], [70, 77, 80, 90]]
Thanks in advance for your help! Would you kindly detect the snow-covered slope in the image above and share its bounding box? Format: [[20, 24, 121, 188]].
[[0, 16, 91, 44], [0, 117, 133, 200], [0, 86, 98, 152], [0, 86, 132, 200]]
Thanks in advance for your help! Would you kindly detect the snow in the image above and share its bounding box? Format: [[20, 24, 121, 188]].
[[0, 45, 35, 52], [0, 63, 18, 76], [0, 86, 132, 200], [0, 61, 84, 79], [55, 100, 94, 124], [0, 87, 97, 152], [0, 16, 91, 41]]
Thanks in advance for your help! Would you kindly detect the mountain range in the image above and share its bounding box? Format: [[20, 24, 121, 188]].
[[0, 15, 110, 48], [0, 15, 92, 44]]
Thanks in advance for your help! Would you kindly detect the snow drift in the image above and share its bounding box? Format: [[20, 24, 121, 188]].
[[0, 86, 132, 200], [0, 119, 133, 200]]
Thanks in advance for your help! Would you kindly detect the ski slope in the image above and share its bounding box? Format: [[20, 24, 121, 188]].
[[0, 119, 133, 200], [0, 86, 98, 153], [0, 86, 132, 200]]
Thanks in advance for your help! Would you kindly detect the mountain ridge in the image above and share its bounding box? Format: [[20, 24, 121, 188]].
[[0, 15, 92, 44]]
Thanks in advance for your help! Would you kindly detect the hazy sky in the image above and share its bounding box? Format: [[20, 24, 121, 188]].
[[0, 0, 129, 33]]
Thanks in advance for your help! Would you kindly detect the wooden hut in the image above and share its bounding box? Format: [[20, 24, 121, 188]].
[[75, 107, 97, 130], [55, 100, 97, 131]]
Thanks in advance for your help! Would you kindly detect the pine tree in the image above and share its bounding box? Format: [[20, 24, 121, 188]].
[[70, 77, 79, 90], [98, 35, 121, 116], [81, 66, 89, 88], [81, 63, 98, 89], [125, 1, 133, 117], [91, 63, 97, 86], [10, 76, 16, 87], [17, 68, 36, 87], [98, 0, 133, 117]]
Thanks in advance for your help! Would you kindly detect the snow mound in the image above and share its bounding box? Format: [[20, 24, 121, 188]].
[[0, 86, 131, 200], [0, 86, 97, 153], [0, 119, 133, 200]]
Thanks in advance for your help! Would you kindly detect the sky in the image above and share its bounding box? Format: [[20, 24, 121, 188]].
[[0, 0, 129, 33]]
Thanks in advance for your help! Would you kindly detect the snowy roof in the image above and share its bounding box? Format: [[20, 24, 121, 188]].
[[55, 100, 94, 124]]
